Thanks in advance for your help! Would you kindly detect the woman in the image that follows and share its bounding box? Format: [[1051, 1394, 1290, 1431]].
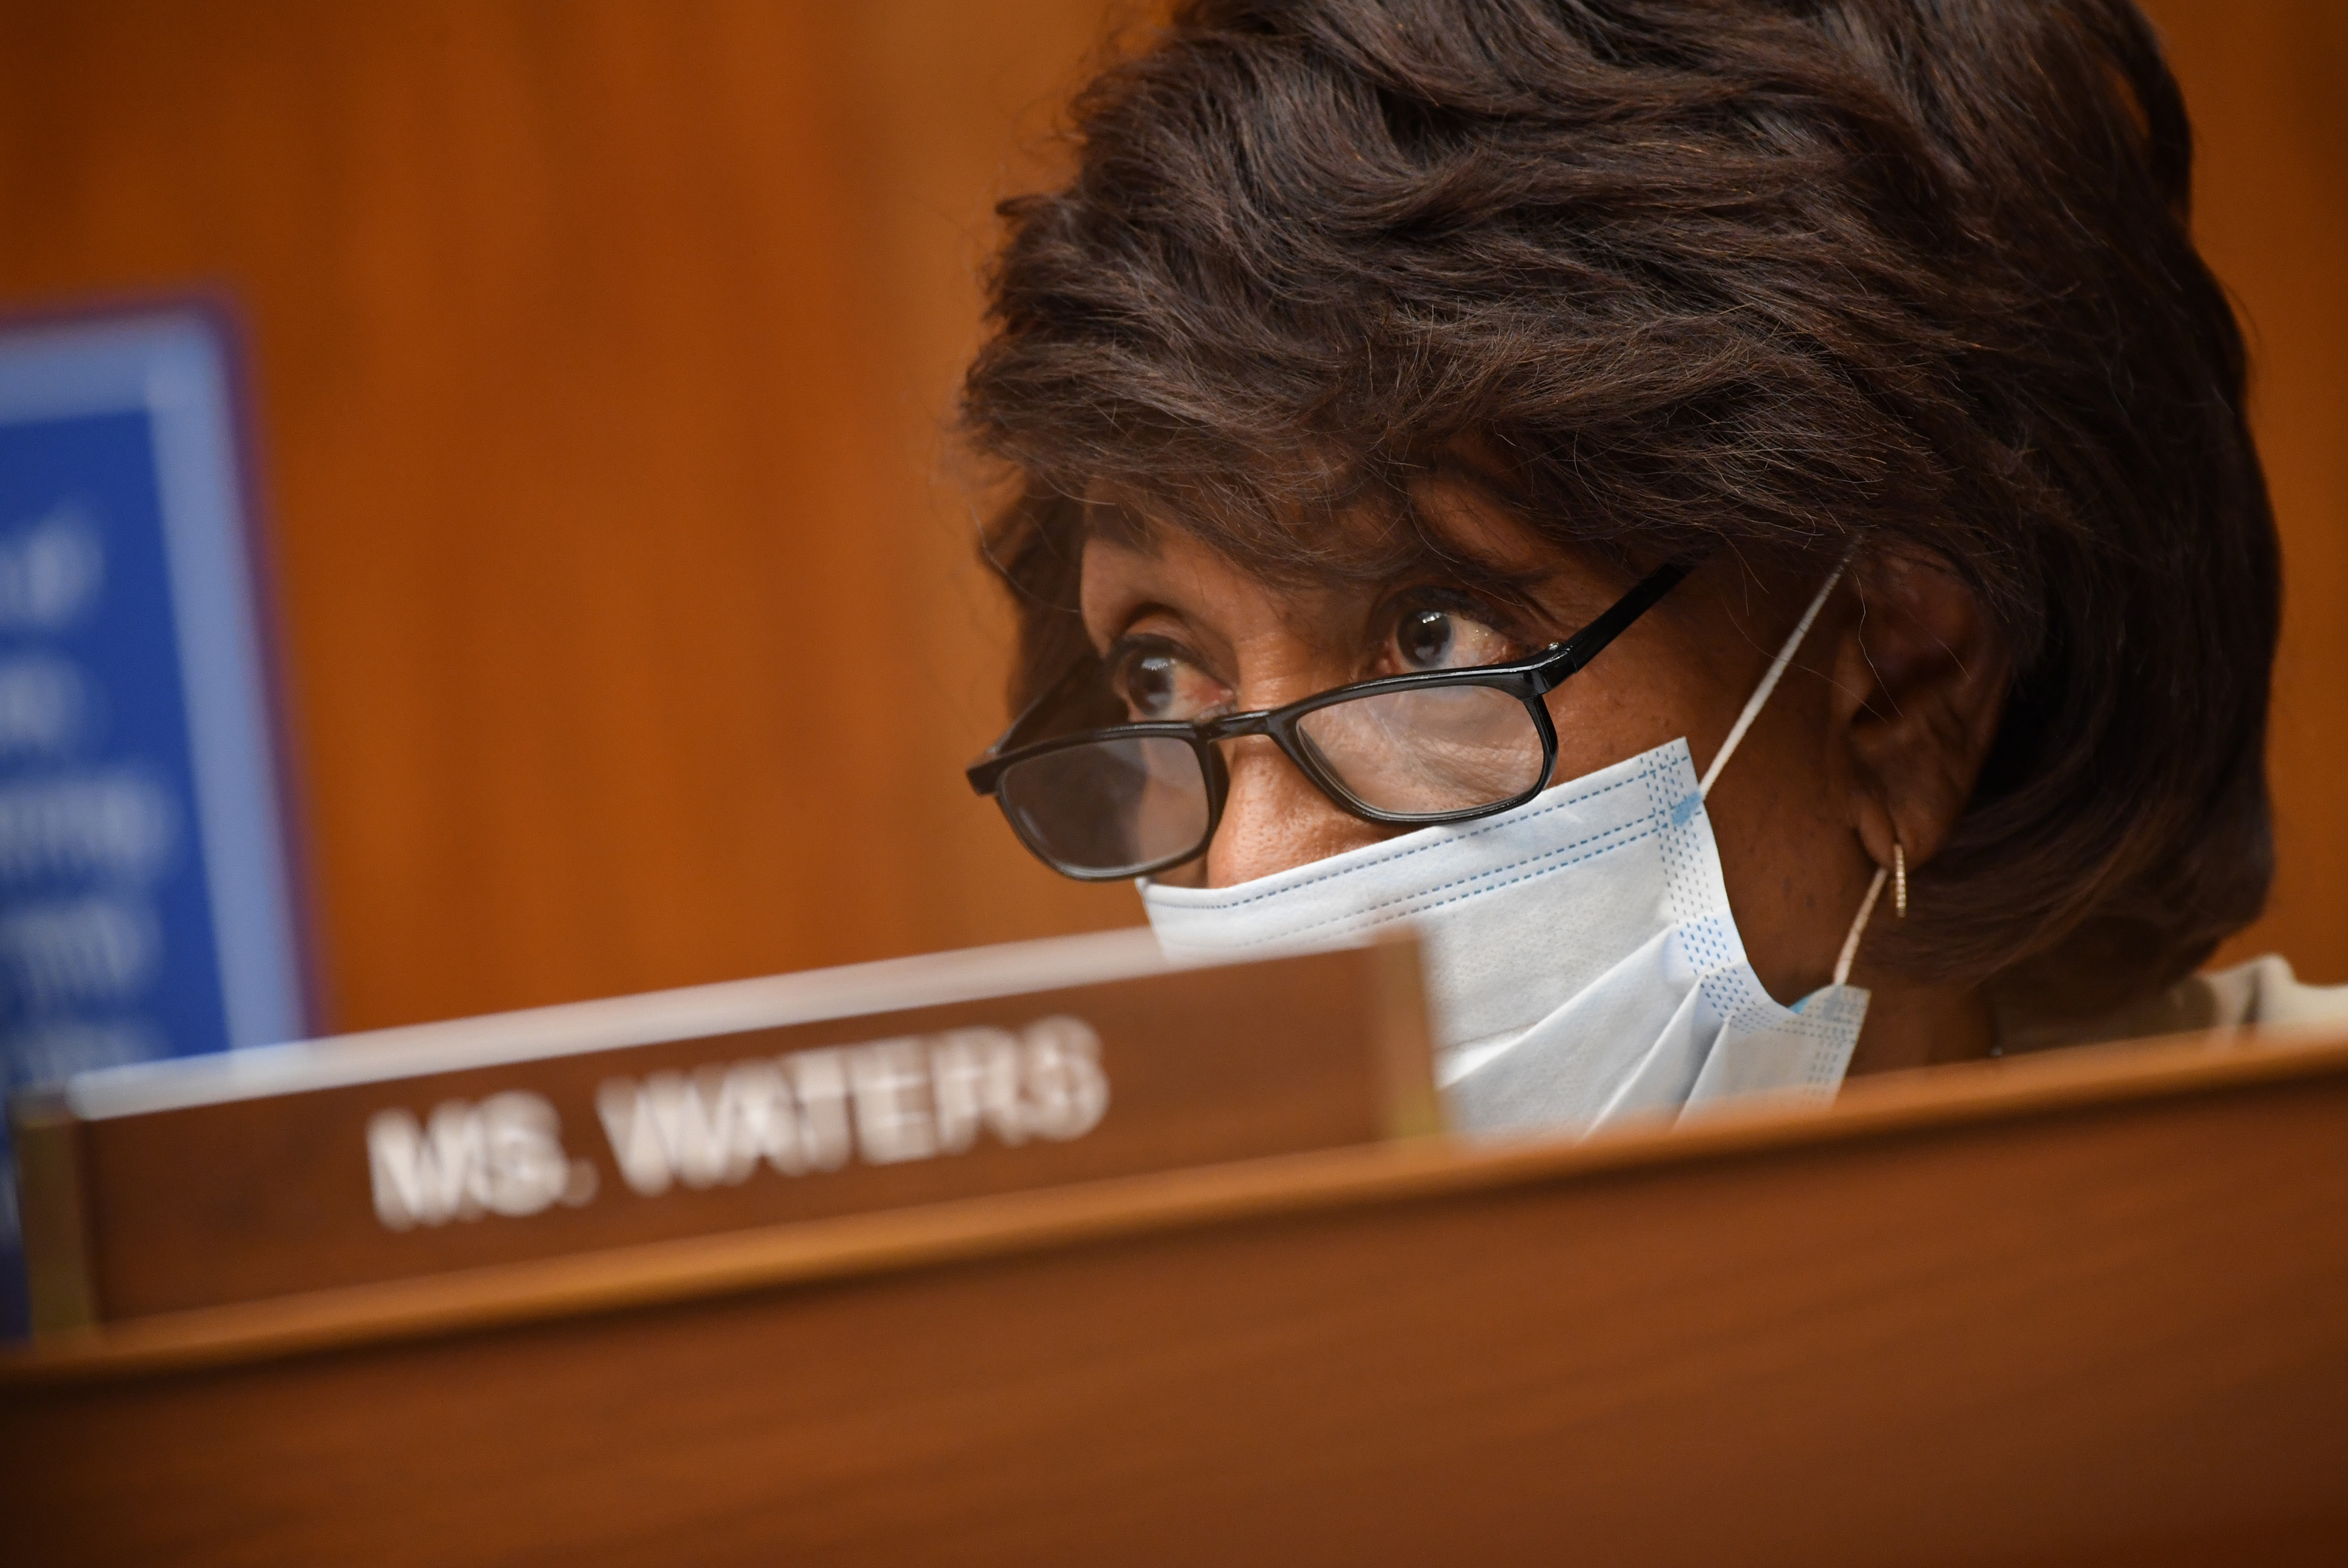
[[959, 0, 2330, 1133]]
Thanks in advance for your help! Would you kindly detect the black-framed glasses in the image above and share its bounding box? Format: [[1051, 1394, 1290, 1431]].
[[967, 560, 1693, 881]]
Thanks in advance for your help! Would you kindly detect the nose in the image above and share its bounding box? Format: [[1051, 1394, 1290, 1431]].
[[1203, 734, 1399, 886]]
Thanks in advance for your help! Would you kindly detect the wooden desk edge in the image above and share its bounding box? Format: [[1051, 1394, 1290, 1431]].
[[7, 1020, 2341, 1387]]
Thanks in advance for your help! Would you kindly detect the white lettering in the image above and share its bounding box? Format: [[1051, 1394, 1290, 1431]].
[[788, 1048, 855, 1172], [400, 1019, 1117, 1225], [369, 1092, 586, 1230], [594, 1016, 1112, 1196], [1020, 1016, 1111, 1140], [0, 771, 177, 884], [928, 1027, 1027, 1153], [0, 895, 159, 1010], [0, 511, 103, 630], [475, 1091, 579, 1217], [848, 1038, 937, 1164], [595, 1054, 851, 1198], [0, 655, 89, 756], [369, 1102, 480, 1230]]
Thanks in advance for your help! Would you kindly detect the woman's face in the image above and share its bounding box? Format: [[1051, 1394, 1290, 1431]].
[[1077, 475, 2006, 1011]]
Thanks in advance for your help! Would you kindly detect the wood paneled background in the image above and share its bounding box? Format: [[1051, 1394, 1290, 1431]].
[[0, 1, 2336, 1036]]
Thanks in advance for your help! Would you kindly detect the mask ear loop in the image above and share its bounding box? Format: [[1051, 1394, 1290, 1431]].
[[1831, 864, 1889, 989], [1697, 559, 1850, 800], [1692, 552, 1885, 991]]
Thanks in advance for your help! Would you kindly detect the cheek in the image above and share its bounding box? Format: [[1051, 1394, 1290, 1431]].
[[1541, 663, 1714, 782], [1698, 669, 1871, 997]]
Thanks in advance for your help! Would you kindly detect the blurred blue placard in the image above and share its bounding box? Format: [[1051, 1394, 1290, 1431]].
[[0, 306, 309, 1336]]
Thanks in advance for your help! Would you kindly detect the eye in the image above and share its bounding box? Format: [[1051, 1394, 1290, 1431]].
[[1112, 645, 1231, 721], [1390, 605, 1514, 673]]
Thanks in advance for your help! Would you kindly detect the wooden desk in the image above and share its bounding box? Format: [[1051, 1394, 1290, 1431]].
[[5, 1027, 2346, 1564]]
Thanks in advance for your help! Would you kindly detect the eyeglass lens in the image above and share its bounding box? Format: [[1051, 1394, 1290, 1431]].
[[1293, 685, 1545, 815], [998, 685, 1547, 875], [997, 734, 1212, 876]]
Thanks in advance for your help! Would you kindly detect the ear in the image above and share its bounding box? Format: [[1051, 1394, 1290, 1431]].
[[1828, 547, 2010, 869]]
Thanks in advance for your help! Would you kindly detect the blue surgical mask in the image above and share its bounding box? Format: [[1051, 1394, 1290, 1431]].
[[1141, 569, 1885, 1137]]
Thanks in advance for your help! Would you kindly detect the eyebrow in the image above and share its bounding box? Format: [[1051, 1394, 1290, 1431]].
[[1389, 483, 1568, 606], [1386, 543, 1555, 603]]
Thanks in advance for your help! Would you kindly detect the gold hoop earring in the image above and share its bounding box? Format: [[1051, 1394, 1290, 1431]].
[[1894, 841, 1908, 919]]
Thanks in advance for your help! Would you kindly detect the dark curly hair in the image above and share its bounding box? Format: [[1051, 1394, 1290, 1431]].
[[959, 0, 2279, 1017]]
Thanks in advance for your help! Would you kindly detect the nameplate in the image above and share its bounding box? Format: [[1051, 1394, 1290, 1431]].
[[11, 930, 1432, 1330]]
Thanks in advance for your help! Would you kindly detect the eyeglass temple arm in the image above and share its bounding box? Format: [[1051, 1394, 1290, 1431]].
[[1531, 559, 1697, 689]]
